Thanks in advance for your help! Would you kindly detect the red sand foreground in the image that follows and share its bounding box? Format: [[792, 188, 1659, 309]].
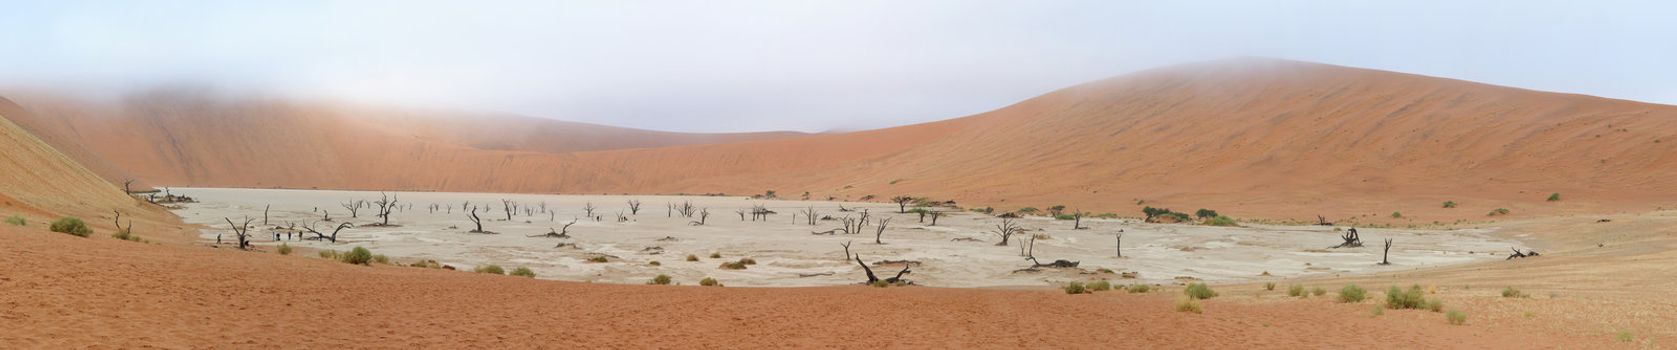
[[2, 224, 1605, 349]]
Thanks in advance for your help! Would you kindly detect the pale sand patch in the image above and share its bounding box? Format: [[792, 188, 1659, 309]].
[[173, 187, 1519, 287]]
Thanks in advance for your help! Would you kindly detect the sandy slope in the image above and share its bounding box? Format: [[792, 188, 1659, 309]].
[[7, 59, 1676, 223], [0, 224, 1599, 349], [0, 98, 172, 230]]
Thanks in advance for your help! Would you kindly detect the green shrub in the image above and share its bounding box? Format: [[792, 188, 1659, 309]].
[[111, 229, 136, 241], [277, 243, 293, 255], [699, 277, 721, 287], [1311, 286, 1327, 296], [1547, 193, 1561, 202], [1017, 207, 1039, 215], [647, 274, 672, 285], [1194, 209, 1219, 219], [49, 217, 92, 237], [586, 256, 609, 263], [1386, 285, 1427, 309], [738, 258, 757, 265], [1616, 331, 1634, 343], [1446, 310, 1466, 325], [686, 254, 700, 262], [648, 261, 662, 266], [340, 247, 373, 265], [1053, 214, 1076, 220], [1288, 284, 1306, 297], [1184, 283, 1217, 300], [718, 261, 747, 270], [1391, 211, 1403, 219], [872, 280, 890, 288], [1339, 284, 1367, 303], [1064, 282, 1088, 294], [1094, 213, 1119, 219], [1425, 299, 1444, 312], [410, 260, 442, 268], [1127, 284, 1152, 293], [4, 215, 25, 226], [319, 250, 338, 259], [709, 252, 722, 259], [510, 267, 536, 278], [1263, 282, 1276, 291], [475, 264, 505, 275], [1501, 286, 1527, 298], [1087, 280, 1112, 292], [1442, 201, 1457, 208], [1203, 215, 1238, 227], [1175, 297, 1202, 314], [372, 254, 390, 264], [1488, 208, 1511, 216]]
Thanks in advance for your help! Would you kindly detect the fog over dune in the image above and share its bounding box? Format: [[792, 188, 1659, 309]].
[[2, 1, 1674, 132]]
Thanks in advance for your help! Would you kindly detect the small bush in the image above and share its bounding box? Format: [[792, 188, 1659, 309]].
[[277, 243, 293, 255], [49, 217, 92, 237], [709, 252, 722, 259], [1425, 299, 1444, 312], [872, 280, 890, 288], [1203, 215, 1239, 227], [1386, 285, 1428, 310], [738, 258, 757, 265], [410, 260, 442, 268], [686, 254, 699, 262], [1500, 286, 1527, 298], [1194, 209, 1219, 219], [340, 246, 373, 265], [1052, 214, 1076, 220], [1311, 286, 1326, 297], [699, 277, 721, 287], [1547, 193, 1561, 202], [372, 254, 390, 264], [1127, 284, 1152, 293], [1064, 282, 1088, 294], [1175, 297, 1203, 314], [1616, 331, 1634, 343], [1442, 201, 1457, 208], [4, 215, 25, 226], [586, 256, 608, 263], [1288, 284, 1306, 297], [319, 250, 338, 259], [475, 264, 505, 275], [1263, 282, 1276, 291], [718, 261, 747, 270], [648, 261, 662, 266], [510, 267, 536, 278], [1339, 284, 1367, 303], [1087, 280, 1112, 292], [1488, 208, 1511, 216], [1371, 305, 1384, 317], [1184, 283, 1217, 300], [1390, 211, 1403, 219], [648, 274, 672, 285], [1446, 310, 1466, 325]]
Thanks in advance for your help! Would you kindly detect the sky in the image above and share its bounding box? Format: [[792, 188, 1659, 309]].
[[2, 0, 1674, 133]]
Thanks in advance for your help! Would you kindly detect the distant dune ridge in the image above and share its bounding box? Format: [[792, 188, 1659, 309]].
[[5, 58, 1676, 221]]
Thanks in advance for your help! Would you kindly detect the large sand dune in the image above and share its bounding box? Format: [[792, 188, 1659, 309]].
[[0, 97, 165, 225], [8, 58, 1677, 223]]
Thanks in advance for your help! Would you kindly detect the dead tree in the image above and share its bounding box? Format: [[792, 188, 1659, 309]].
[[675, 201, 698, 218], [123, 179, 136, 194], [615, 212, 628, 222], [531, 219, 577, 238], [841, 240, 853, 260], [538, 201, 548, 214], [583, 202, 597, 218], [1025, 233, 1038, 258], [501, 200, 516, 221], [801, 206, 818, 225], [1025, 256, 1081, 268], [263, 204, 271, 226], [1071, 209, 1087, 229], [467, 207, 491, 233], [736, 209, 748, 221], [1506, 247, 1541, 260], [874, 217, 891, 244], [321, 209, 332, 222], [855, 255, 912, 285], [1115, 231, 1124, 257], [1332, 227, 1363, 248], [627, 199, 642, 215], [1379, 238, 1393, 265], [688, 208, 710, 226], [341, 200, 363, 218], [750, 205, 775, 221], [1317, 215, 1333, 226], [224, 217, 254, 250], [372, 192, 399, 226], [304, 222, 353, 243], [929, 210, 942, 226], [991, 217, 1025, 246], [891, 196, 916, 213]]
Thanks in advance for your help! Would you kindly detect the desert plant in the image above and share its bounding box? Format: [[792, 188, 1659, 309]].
[[1371, 305, 1384, 316], [699, 277, 721, 287], [510, 267, 536, 278], [1288, 284, 1306, 297], [1194, 209, 1219, 219], [1446, 310, 1466, 325], [372, 254, 390, 264], [1175, 297, 1203, 314], [1488, 208, 1511, 216], [1390, 211, 1403, 218], [475, 264, 506, 275], [277, 243, 293, 255], [738, 257, 757, 265], [340, 246, 373, 265], [1263, 282, 1276, 291], [709, 252, 722, 259], [1425, 299, 1444, 312], [648, 261, 661, 266], [1017, 207, 1039, 215], [1339, 284, 1367, 303], [1184, 283, 1218, 300], [1203, 215, 1238, 227], [718, 261, 748, 270], [319, 250, 338, 259], [4, 215, 25, 226], [1616, 331, 1634, 343], [586, 256, 609, 263], [1087, 280, 1112, 292], [410, 260, 442, 269], [872, 280, 890, 288], [685, 254, 699, 262], [647, 274, 672, 285], [1547, 193, 1561, 201], [1063, 281, 1088, 294], [49, 217, 92, 237], [1311, 286, 1327, 296], [1501, 286, 1527, 298], [1386, 285, 1428, 310], [1442, 201, 1457, 208]]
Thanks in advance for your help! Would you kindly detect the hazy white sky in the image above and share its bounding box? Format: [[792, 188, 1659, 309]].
[[2, 0, 1673, 132]]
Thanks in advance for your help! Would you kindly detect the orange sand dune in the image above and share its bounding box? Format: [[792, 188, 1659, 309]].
[[8, 58, 1677, 222], [0, 97, 168, 227]]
